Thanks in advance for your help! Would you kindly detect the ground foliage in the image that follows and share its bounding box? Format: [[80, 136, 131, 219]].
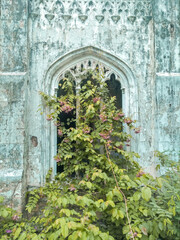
[[0, 70, 179, 240]]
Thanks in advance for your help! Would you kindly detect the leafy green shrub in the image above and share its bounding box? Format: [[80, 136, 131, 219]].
[[0, 196, 21, 238], [154, 151, 180, 239], [0, 70, 179, 240]]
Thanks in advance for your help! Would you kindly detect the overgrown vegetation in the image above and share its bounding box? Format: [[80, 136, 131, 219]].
[[0, 70, 179, 240]]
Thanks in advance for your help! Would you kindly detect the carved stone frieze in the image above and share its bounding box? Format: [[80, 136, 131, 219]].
[[29, 0, 152, 27]]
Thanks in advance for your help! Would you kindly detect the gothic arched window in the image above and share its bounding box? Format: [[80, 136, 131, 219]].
[[56, 62, 122, 173]]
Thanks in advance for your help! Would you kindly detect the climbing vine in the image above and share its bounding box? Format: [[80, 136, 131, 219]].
[[0, 70, 179, 240]]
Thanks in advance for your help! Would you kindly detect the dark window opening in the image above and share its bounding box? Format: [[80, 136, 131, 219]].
[[56, 71, 122, 174], [106, 73, 122, 110], [106, 74, 123, 162], [57, 73, 76, 173]]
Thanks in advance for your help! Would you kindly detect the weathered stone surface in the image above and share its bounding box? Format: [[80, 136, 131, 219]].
[[0, 0, 179, 209], [0, 0, 28, 71], [155, 74, 180, 161], [0, 73, 26, 210], [153, 0, 180, 73]]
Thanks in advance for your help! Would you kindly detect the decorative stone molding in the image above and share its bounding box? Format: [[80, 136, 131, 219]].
[[111, 15, 120, 24], [29, 0, 152, 27], [127, 16, 136, 24], [62, 14, 71, 23], [78, 15, 88, 23], [95, 15, 104, 23]]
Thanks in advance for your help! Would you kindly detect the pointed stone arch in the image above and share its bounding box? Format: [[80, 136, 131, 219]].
[[42, 46, 139, 177]]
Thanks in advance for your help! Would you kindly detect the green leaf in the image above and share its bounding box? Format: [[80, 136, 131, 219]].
[[106, 191, 113, 200], [99, 233, 109, 240], [122, 225, 130, 234], [87, 182, 93, 189], [158, 222, 163, 231], [149, 235, 155, 240], [14, 227, 21, 239], [81, 231, 87, 240], [118, 210, 124, 219], [133, 192, 141, 201], [1, 209, 8, 218], [112, 208, 117, 218], [166, 218, 172, 225], [18, 232, 27, 240], [68, 232, 78, 240], [141, 187, 151, 202], [31, 235, 39, 240], [157, 178, 163, 188], [90, 226, 99, 236], [0, 196, 4, 203], [108, 236, 115, 240], [86, 232, 95, 240], [106, 200, 115, 207], [143, 209, 148, 216], [62, 224, 69, 238]]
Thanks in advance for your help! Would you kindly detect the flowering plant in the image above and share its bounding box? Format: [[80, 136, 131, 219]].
[[1, 70, 179, 240]]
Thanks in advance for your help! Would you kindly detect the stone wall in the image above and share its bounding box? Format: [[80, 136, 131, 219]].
[[0, 0, 28, 210], [0, 0, 179, 209], [154, 0, 180, 162]]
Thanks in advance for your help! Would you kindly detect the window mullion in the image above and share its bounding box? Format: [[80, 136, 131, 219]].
[[76, 79, 81, 127]]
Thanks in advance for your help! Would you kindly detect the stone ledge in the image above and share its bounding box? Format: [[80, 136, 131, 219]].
[[156, 72, 180, 77], [0, 72, 27, 76], [0, 168, 23, 183]]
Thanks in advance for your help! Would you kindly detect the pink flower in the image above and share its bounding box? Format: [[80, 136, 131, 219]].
[[6, 230, 12, 233], [12, 215, 19, 221], [58, 129, 63, 136], [135, 130, 140, 134], [46, 116, 52, 121], [141, 227, 148, 235], [64, 138, 69, 143], [99, 113, 107, 122], [113, 116, 120, 121], [118, 113, 125, 117], [54, 122, 60, 126], [54, 156, 61, 162], [61, 104, 73, 113], [117, 145, 123, 150], [124, 119, 133, 125], [136, 170, 145, 177], [99, 132, 110, 140], [69, 185, 76, 191], [59, 101, 66, 106], [134, 128, 140, 134], [102, 105, 106, 110], [107, 140, 112, 147], [83, 127, 90, 134], [93, 97, 100, 103]]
